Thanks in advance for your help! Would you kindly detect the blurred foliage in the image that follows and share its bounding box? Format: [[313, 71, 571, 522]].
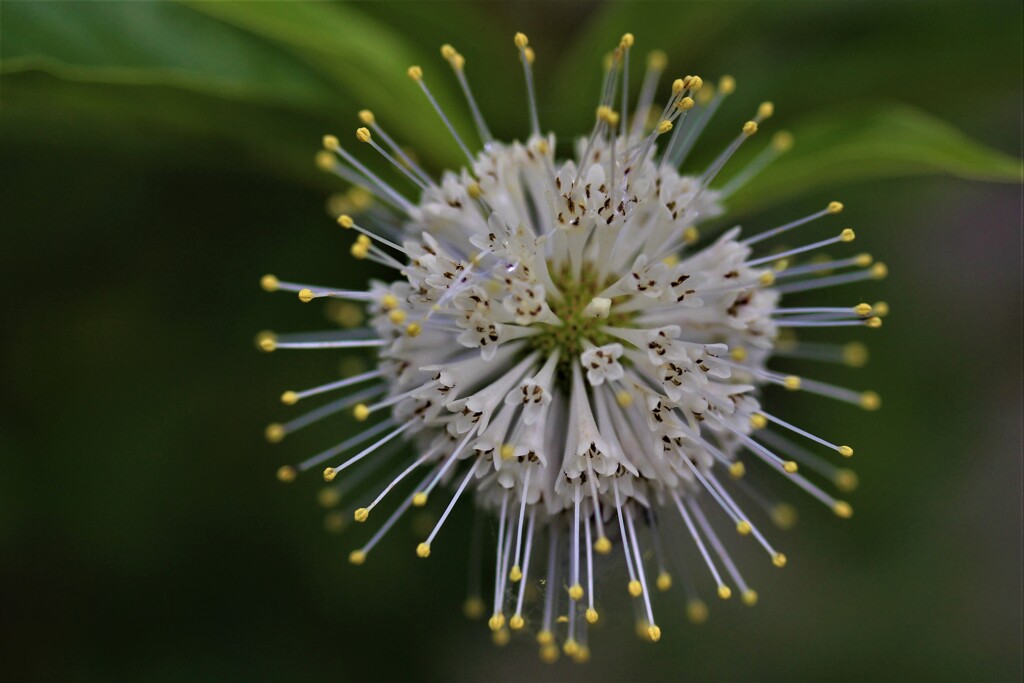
[[1, 1, 1021, 682]]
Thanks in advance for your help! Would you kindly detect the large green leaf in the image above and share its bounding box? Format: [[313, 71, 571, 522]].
[[726, 104, 1024, 212]]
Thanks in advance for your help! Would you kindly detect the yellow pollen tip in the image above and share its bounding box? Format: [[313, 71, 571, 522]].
[[298, 288, 315, 303], [322, 468, 336, 483], [833, 501, 854, 518], [416, 542, 431, 558], [536, 630, 554, 646], [356, 234, 370, 246], [595, 536, 612, 554], [843, 341, 869, 367], [513, 32, 529, 48], [509, 614, 525, 630], [535, 139, 550, 154], [350, 243, 368, 260], [353, 404, 370, 422], [280, 391, 298, 405], [648, 625, 662, 642], [463, 597, 485, 619], [866, 316, 883, 328], [742, 590, 759, 606], [854, 303, 873, 317], [488, 613, 505, 631], [718, 585, 732, 600], [729, 461, 746, 478], [873, 301, 890, 316], [348, 550, 366, 565], [676, 96, 695, 111], [773, 552, 788, 567], [657, 572, 672, 591], [758, 101, 774, 119], [860, 391, 881, 410], [355, 127, 371, 143], [451, 53, 465, 70], [620, 32, 635, 48], [467, 182, 482, 198], [657, 120, 673, 134], [256, 331, 277, 353], [835, 468, 859, 492], [338, 214, 354, 229], [840, 228, 856, 242], [683, 226, 700, 244], [569, 584, 584, 601], [616, 390, 633, 408], [687, 600, 708, 624], [387, 309, 407, 325], [315, 150, 334, 171], [440, 44, 456, 60], [586, 607, 599, 624], [871, 262, 888, 279], [499, 443, 516, 461], [719, 75, 736, 94], [783, 461, 799, 474], [323, 511, 344, 534], [736, 520, 752, 536], [539, 644, 559, 664], [628, 580, 643, 597], [357, 110, 375, 125], [523, 46, 535, 64], [381, 293, 398, 310], [317, 488, 340, 507], [509, 565, 523, 582], [648, 50, 667, 69], [260, 274, 279, 292], [264, 423, 285, 443], [773, 504, 798, 529], [783, 375, 801, 390], [406, 65, 422, 81], [854, 253, 873, 268], [412, 492, 427, 507], [750, 414, 767, 430], [743, 121, 758, 136], [828, 200, 844, 214], [759, 271, 776, 286], [772, 131, 794, 151], [672, 78, 685, 94], [493, 629, 510, 647], [322, 134, 339, 150], [276, 465, 296, 483], [406, 322, 422, 337], [838, 445, 854, 458], [353, 507, 369, 523], [688, 75, 704, 91], [563, 639, 579, 656]]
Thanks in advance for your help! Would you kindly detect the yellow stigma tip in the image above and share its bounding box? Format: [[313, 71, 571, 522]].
[[276, 465, 296, 483], [298, 288, 314, 303], [871, 262, 888, 279], [595, 536, 612, 554], [718, 585, 732, 600], [322, 134, 339, 150], [620, 32, 635, 48], [616, 390, 633, 408], [500, 443, 515, 460], [357, 109, 374, 125], [260, 274, 279, 292], [380, 293, 398, 310], [743, 121, 758, 136], [758, 101, 774, 119], [586, 607, 599, 624], [782, 375, 801, 391], [569, 584, 584, 601], [648, 625, 662, 642], [729, 461, 746, 478], [750, 414, 767, 430], [840, 228, 856, 242], [833, 501, 854, 518], [388, 309, 407, 325], [676, 96, 695, 112], [406, 65, 422, 81], [773, 131, 794, 151], [742, 590, 759, 606], [353, 507, 369, 523], [416, 542, 431, 558], [513, 32, 529, 48], [539, 644, 559, 664], [488, 613, 505, 631], [338, 214, 354, 229], [730, 346, 748, 362], [509, 614, 525, 630], [348, 550, 366, 565], [866, 316, 883, 328], [854, 303, 873, 317], [256, 331, 277, 353], [355, 127, 371, 143], [656, 572, 672, 591], [280, 391, 298, 405], [672, 78, 685, 94], [315, 150, 334, 171], [843, 341, 869, 367], [648, 50, 667, 70], [406, 322, 422, 337], [353, 404, 370, 422], [772, 504, 798, 529], [783, 461, 799, 474], [467, 182, 482, 199], [509, 565, 523, 582], [657, 120, 673, 134], [683, 226, 699, 244], [736, 520, 752, 536], [873, 301, 890, 316], [828, 200, 844, 214], [440, 44, 456, 60], [860, 391, 881, 410], [536, 630, 554, 646], [264, 423, 285, 443], [759, 271, 776, 286], [835, 468, 859, 492], [523, 47, 535, 64], [412, 492, 427, 507], [688, 75, 704, 91], [687, 600, 708, 623], [350, 243, 368, 259], [493, 628, 510, 646], [463, 597, 484, 619], [838, 445, 854, 458], [317, 488, 341, 507], [322, 468, 336, 482], [719, 75, 736, 94], [628, 580, 643, 597], [773, 553, 788, 568]]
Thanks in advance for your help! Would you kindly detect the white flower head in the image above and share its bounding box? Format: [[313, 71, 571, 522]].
[[262, 32, 885, 660]]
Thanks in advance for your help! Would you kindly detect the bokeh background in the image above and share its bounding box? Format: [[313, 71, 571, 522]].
[[2, 1, 1021, 681]]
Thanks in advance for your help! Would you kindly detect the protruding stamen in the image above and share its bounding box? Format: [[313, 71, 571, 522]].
[[514, 32, 541, 137], [441, 44, 494, 145], [408, 65, 476, 164], [743, 203, 841, 246]]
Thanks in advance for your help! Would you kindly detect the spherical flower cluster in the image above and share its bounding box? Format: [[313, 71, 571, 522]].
[[260, 32, 886, 662]]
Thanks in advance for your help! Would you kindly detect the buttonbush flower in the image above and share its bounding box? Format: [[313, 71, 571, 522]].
[[260, 32, 886, 662]]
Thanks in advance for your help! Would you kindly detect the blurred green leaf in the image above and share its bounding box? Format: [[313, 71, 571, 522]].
[[727, 104, 1024, 212]]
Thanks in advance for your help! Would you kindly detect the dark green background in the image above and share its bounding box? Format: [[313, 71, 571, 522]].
[[2, 1, 1021, 681]]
